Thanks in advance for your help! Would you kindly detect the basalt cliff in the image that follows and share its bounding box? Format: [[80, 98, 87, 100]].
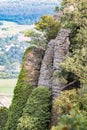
[[5, 28, 71, 130]]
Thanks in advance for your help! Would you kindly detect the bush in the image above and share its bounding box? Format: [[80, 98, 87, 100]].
[[54, 89, 79, 115], [35, 15, 60, 41], [52, 110, 87, 130], [5, 49, 33, 130], [0, 107, 8, 130], [17, 86, 51, 130], [52, 87, 87, 130]]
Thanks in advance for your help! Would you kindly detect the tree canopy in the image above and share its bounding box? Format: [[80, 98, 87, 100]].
[[35, 15, 60, 41]]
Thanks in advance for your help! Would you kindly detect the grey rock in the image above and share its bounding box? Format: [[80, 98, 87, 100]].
[[38, 40, 55, 89], [51, 29, 71, 126], [54, 11, 64, 20], [38, 29, 71, 126], [52, 29, 71, 99]]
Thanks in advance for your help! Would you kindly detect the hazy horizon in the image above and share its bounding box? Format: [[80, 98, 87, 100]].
[[0, 0, 60, 24]]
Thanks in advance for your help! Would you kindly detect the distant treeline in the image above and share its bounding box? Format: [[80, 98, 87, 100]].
[[0, 14, 41, 25]]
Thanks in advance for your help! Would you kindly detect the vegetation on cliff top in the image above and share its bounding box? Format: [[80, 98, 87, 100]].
[[35, 15, 60, 41]]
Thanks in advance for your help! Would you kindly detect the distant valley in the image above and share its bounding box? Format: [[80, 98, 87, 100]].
[[0, 21, 33, 78], [0, 0, 60, 24], [0, 0, 60, 78]]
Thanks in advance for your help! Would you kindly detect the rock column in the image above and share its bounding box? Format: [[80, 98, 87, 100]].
[[38, 40, 55, 90], [51, 29, 71, 126]]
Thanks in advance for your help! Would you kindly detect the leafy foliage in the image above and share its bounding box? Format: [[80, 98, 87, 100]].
[[17, 87, 50, 130], [0, 107, 8, 130], [52, 88, 87, 130], [52, 111, 87, 130], [61, 0, 77, 6], [54, 89, 78, 115], [59, 0, 87, 87], [35, 15, 60, 41], [52, 0, 87, 129], [24, 29, 47, 49]]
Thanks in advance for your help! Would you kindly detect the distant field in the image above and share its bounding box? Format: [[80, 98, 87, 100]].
[[0, 79, 17, 94]]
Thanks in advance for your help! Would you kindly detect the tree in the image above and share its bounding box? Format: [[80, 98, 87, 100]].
[[35, 15, 60, 41], [51, 88, 87, 130], [17, 87, 50, 130], [0, 107, 8, 130], [51, 0, 87, 129], [62, 0, 77, 6], [59, 0, 87, 88], [24, 29, 47, 49]]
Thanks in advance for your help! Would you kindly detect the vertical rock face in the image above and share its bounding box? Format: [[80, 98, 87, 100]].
[[24, 47, 44, 88], [38, 29, 71, 94], [52, 29, 71, 99], [6, 29, 71, 130], [38, 29, 71, 126], [23, 29, 71, 127], [51, 29, 71, 126], [38, 40, 55, 90]]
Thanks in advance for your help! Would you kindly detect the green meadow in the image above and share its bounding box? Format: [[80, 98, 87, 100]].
[[0, 79, 17, 94]]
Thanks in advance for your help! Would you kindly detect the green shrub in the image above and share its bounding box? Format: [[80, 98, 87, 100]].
[[52, 110, 87, 130], [35, 15, 60, 41], [5, 49, 33, 130], [17, 86, 51, 130], [52, 88, 87, 130], [0, 107, 8, 130]]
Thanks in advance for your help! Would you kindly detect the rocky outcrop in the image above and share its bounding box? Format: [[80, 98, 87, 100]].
[[7, 28, 71, 128], [51, 29, 71, 126], [52, 29, 71, 99], [24, 47, 44, 88], [4, 47, 44, 130], [38, 29, 71, 126], [54, 11, 64, 20], [38, 29, 71, 93], [38, 40, 55, 90]]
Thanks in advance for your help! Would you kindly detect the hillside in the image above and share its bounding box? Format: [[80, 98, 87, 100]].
[[0, 21, 34, 78]]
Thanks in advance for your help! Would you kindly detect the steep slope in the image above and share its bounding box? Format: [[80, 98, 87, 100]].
[[5, 29, 71, 129]]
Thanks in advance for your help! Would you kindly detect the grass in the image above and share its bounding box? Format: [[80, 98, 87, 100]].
[[0, 79, 17, 94]]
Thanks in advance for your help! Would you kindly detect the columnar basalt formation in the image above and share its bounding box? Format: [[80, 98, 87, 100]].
[[6, 29, 71, 129], [38, 40, 55, 90], [38, 29, 71, 126], [24, 47, 44, 88], [38, 29, 71, 94], [52, 29, 71, 99], [51, 29, 71, 126]]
